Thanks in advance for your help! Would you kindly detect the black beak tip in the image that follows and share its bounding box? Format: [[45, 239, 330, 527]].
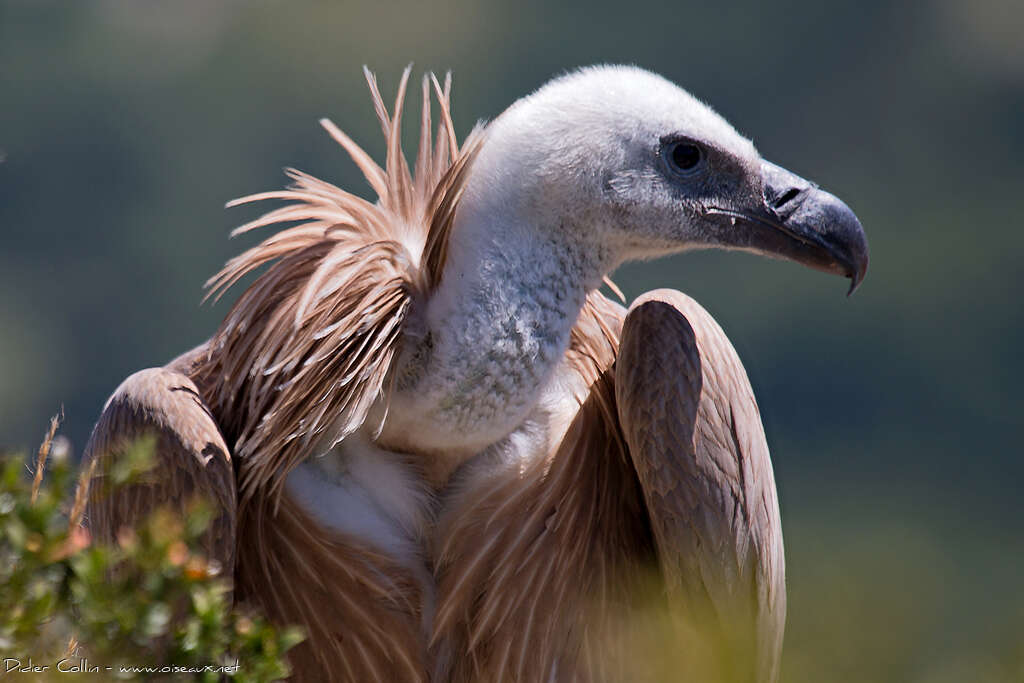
[[847, 273, 862, 297], [844, 237, 869, 296], [818, 191, 868, 297], [846, 254, 868, 296]]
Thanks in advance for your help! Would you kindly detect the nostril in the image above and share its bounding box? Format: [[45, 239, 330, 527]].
[[772, 187, 802, 209]]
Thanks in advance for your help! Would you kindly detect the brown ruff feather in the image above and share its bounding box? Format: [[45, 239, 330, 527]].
[[188, 68, 484, 682], [195, 68, 485, 510]]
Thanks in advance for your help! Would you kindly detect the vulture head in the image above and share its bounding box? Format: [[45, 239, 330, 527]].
[[462, 65, 868, 292]]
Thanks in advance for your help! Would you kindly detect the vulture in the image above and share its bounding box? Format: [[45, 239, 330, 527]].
[[83, 65, 868, 682]]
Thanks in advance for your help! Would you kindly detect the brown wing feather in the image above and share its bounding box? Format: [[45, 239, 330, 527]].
[[615, 288, 786, 683], [432, 375, 652, 683], [82, 367, 236, 574]]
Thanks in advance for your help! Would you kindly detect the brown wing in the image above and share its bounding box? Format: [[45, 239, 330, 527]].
[[82, 365, 236, 574], [615, 289, 786, 683]]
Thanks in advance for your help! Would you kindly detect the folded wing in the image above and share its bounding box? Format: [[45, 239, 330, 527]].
[[616, 289, 786, 683], [82, 366, 236, 574]]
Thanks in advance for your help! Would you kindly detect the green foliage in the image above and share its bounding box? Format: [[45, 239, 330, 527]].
[[0, 421, 303, 681]]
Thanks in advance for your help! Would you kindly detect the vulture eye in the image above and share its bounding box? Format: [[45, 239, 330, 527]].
[[664, 140, 704, 176]]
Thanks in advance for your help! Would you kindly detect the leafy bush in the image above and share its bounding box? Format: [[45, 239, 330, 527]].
[[0, 415, 303, 681]]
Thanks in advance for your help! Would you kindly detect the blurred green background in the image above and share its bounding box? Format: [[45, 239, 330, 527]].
[[2, 0, 1022, 680]]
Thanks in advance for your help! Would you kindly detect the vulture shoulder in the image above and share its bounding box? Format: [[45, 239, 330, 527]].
[[616, 288, 786, 683], [81, 362, 236, 574]]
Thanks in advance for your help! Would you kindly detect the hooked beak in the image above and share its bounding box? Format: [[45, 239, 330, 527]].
[[708, 161, 869, 295]]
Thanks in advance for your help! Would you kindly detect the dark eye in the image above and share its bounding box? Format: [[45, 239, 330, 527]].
[[666, 141, 704, 175]]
